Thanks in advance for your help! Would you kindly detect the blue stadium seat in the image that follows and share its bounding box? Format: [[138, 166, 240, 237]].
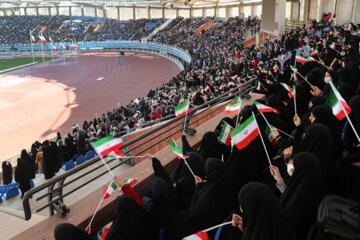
[[4, 187, 19, 200], [84, 150, 95, 160], [0, 196, 2, 204], [75, 155, 85, 165], [62, 160, 75, 171], [30, 179, 35, 189]]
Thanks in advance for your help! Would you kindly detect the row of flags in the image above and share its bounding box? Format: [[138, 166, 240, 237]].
[[30, 33, 78, 51]]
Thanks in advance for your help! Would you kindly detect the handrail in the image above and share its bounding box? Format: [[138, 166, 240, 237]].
[[18, 77, 256, 221]]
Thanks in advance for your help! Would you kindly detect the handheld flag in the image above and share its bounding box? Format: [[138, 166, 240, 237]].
[[30, 34, 35, 42], [273, 64, 279, 73], [254, 101, 279, 114], [328, 42, 336, 50], [124, 178, 137, 186], [49, 36, 53, 43], [183, 231, 209, 240], [93, 136, 124, 158], [218, 121, 234, 146], [329, 58, 338, 68], [224, 98, 241, 114], [170, 139, 189, 159], [103, 181, 117, 199], [265, 126, 279, 147], [174, 100, 190, 118], [72, 123, 79, 130], [325, 82, 351, 121], [229, 115, 259, 150], [256, 81, 262, 91], [295, 53, 308, 64], [52, 44, 57, 51]]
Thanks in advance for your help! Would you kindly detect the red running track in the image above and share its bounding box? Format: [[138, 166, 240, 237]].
[[0, 52, 180, 161]]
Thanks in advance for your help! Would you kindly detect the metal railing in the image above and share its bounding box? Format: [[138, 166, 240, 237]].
[[16, 77, 256, 221]]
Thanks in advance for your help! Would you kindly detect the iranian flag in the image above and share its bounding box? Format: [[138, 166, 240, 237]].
[[174, 99, 190, 118], [345, 24, 352, 31], [261, 68, 268, 74], [290, 65, 298, 74], [191, 91, 197, 100], [273, 64, 279, 73], [38, 34, 46, 43], [218, 85, 224, 91], [183, 231, 209, 240], [328, 42, 336, 50], [170, 139, 189, 159], [218, 121, 234, 146], [325, 81, 351, 121], [49, 36, 53, 43], [254, 101, 279, 114], [107, 148, 125, 158], [124, 178, 137, 186], [231, 75, 239, 80], [225, 99, 241, 114], [310, 49, 319, 56], [52, 44, 57, 51], [290, 85, 296, 98], [60, 43, 66, 50], [96, 129, 102, 136], [295, 53, 308, 64], [329, 58, 338, 68], [103, 181, 117, 199], [230, 115, 259, 150], [179, 98, 185, 104], [306, 56, 317, 62], [72, 123, 79, 130], [30, 34, 35, 42], [204, 85, 210, 92], [352, 30, 360, 36], [265, 126, 278, 147], [93, 136, 124, 157], [256, 81, 262, 91]]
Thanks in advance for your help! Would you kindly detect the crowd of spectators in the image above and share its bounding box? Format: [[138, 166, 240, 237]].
[[54, 13, 360, 240]]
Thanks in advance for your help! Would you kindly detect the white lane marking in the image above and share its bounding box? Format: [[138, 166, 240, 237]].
[[96, 77, 104, 81]]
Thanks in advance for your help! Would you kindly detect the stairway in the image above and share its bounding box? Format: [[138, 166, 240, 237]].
[[146, 18, 176, 41]]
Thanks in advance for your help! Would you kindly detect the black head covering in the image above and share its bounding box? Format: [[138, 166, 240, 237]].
[[312, 105, 342, 155], [198, 132, 222, 160], [225, 147, 258, 194], [266, 95, 292, 123], [293, 123, 334, 194], [54, 223, 90, 240], [151, 176, 177, 210], [2, 161, 12, 185], [171, 152, 205, 203], [281, 153, 322, 239], [238, 182, 296, 240], [349, 95, 360, 136], [214, 117, 235, 137], [187, 158, 236, 236], [106, 196, 153, 240]]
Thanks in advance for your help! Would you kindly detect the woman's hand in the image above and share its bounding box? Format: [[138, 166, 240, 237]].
[[232, 213, 243, 230], [293, 114, 301, 127], [270, 129, 279, 139], [283, 146, 293, 159], [113, 176, 123, 189], [310, 85, 321, 96], [269, 165, 283, 184], [85, 225, 91, 235], [194, 175, 203, 185]]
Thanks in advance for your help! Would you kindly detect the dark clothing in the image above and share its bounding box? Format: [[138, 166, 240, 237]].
[[14, 158, 31, 196], [54, 223, 93, 240], [2, 161, 12, 185], [281, 153, 322, 239], [238, 182, 296, 240]]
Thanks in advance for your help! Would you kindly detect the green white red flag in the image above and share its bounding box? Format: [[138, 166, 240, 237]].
[[49, 36, 53, 43], [328, 42, 336, 50], [191, 91, 197, 101], [124, 178, 137, 186], [72, 123, 79, 130], [273, 64, 279, 73], [329, 58, 338, 68], [103, 181, 117, 199], [229, 115, 259, 150], [254, 101, 279, 114], [231, 75, 239, 80], [183, 231, 209, 240], [52, 44, 56, 51], [170, 139, 189, 159], [290, 65, 298, 74], [295, 53, 308, 64], [310, 49, 319, 56], [261, 68, 268, 74], [325, 81, 351, 121], [218, 121, 234, 146], [30, 34, 35, 42], [265, 126, 279, 147], [96, 129, 102, 136], [174, 99, 190, 118], [224, 99, 241, 114], [256, 81, 262, 91], [92, 136, 124, 158]]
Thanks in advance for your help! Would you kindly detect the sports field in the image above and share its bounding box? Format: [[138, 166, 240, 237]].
[[0, 57, 52, 73]]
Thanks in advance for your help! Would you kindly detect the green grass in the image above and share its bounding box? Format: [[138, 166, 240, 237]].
[[0, 57, 53, 73]]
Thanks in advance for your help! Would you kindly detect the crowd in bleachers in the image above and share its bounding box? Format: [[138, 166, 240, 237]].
[[51, 12, 360, 240]]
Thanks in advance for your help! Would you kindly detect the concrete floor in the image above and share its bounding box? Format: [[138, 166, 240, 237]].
[[0, 156, 131, 239]]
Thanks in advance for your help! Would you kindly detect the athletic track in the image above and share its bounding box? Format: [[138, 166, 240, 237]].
[[0, 52, 180, 161]]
